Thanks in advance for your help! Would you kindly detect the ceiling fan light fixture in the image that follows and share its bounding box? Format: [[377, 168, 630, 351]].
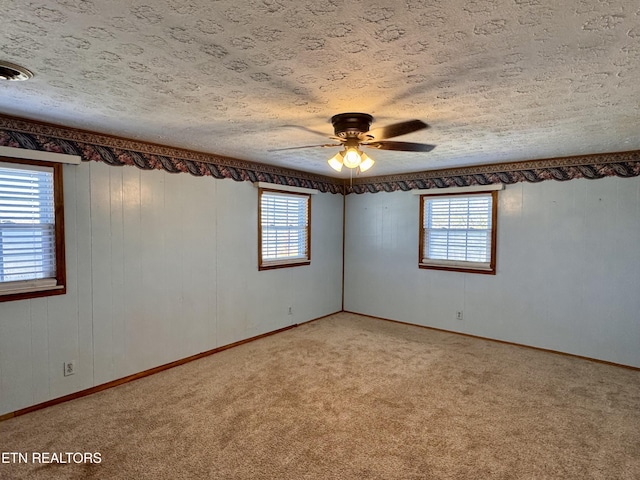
[[284, 113, 432, 175], [328, 147, 375, 173], [328, 151, 344, 172], [359, 153, 375, 172], [343, 147, 362, 169]]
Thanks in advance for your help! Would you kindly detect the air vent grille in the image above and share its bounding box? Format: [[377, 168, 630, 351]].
[[0, 61, 33, 81]]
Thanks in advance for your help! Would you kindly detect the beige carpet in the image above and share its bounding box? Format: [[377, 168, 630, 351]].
[[1, 312, 639, 479]]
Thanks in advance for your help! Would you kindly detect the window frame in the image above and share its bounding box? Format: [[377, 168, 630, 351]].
[[258, 187, 311, 271], [0, 156, 67, 302], [419, 190, 497, 275]]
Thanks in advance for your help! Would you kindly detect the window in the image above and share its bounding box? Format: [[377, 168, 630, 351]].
[[259, 188, 310, 270], [419, 191, 497, 274], [0, 158, 66, 301]]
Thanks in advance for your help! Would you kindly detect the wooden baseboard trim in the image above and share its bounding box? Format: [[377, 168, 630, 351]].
[[296, 310, 341, 326], [0, 316, 339, 423], [343, 310, 640, 371]]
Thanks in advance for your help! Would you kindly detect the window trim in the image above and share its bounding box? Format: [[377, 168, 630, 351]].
[[419, 190, 497, 275], [0, 156, 67, 302], [258, 187, 311, 271]]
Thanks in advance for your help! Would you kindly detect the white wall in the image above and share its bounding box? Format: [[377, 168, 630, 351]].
[[2, 162, 637, 415], [344, 176, 640, 368], [0, 161, 343, 415]]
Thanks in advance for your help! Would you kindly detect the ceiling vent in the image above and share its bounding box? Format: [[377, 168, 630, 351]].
[[0, 61, 33, 81]]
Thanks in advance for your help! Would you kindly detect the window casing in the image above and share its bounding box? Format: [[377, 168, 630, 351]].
[[259, 188, 311, 270], [419, 191, 497, 274], [0, 157, 66, 301]]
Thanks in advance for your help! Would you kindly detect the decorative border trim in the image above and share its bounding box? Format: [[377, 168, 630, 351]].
[[0, 115, 343, 194], [2, 114, 638, 195], [349, 151, 640, 193]]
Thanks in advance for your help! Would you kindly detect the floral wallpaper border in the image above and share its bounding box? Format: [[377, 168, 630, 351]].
[[348, 150, 640, 193], [1, 114, 638, 195], [0, 114, 343, 194]]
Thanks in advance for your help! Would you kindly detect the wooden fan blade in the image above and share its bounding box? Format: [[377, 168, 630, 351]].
[[364, 141, 436, 152], [268, 144, 342, 152], [364, 120, 429, 141]]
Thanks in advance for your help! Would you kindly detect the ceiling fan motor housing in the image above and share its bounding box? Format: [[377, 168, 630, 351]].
[[331, 113, 373, 138]]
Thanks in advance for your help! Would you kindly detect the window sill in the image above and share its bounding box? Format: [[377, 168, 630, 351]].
[[259, 259, 311, 271], [419, 262, 496, 275], [0, 284, 66, 302]]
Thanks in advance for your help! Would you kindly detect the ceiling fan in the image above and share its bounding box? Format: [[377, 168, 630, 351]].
[[273, 113, 436, 173]]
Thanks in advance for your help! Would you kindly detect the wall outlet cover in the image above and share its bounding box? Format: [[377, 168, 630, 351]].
[[64, 361, 76, 376]]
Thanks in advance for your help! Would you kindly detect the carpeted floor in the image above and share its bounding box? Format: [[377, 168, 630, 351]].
[[1, 312, 639, 479]]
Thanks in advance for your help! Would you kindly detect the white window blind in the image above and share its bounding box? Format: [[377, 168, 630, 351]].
[[422, 193, 493, 269], [0, 162, 57, 287], [260, 191, 309, 266]]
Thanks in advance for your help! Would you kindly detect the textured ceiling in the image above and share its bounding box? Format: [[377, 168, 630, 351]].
[[1, 0, 639, 177]]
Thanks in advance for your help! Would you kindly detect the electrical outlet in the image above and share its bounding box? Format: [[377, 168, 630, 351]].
[[288, 306, 293, 315], [456, 311, 464, 321], [64, 361, 76, 377]]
